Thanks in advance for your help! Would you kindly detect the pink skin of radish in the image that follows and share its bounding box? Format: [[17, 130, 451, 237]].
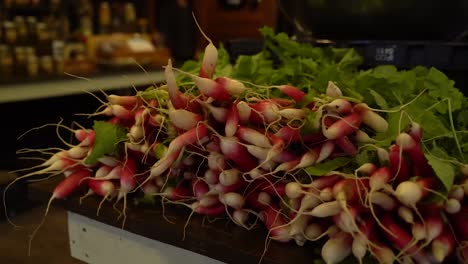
[[274, 126, 301, 143], [75, 129, 95, 146], [95, 165, 113, 178], [219, 136, 258, 172], [249, 101, 280, 124], [190, 73, 231, 102], [276, 85, 306, 103], [168, 107, 203, 131], [388, 144, 411, 184], [192, 178, 209, 199], [353, 103, 388, 133], [225, 103, 240, 137], [88, 179, 116, 197], [236, 126, 272, 148], [369, 167, 392, 191], [380, 214, 430, 263], [246, 191, 271, 210], [260, 206, 292, 242], [117, 159, 138, 201], [395, 132, 433, 177], [192, 202, 225, 216], [321, 231, 353, 264], [407, 121, 423, 142], [149, 124, 208, 179], [322, 112, 362, 140], [334, 136, 357, 156], [431, 228, 455, 263]]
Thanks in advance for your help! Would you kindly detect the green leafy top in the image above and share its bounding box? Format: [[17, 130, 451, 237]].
[[85, 121, 128, 165]]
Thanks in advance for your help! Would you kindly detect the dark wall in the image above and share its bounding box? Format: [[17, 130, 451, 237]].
[[0, 88, 133, 170]]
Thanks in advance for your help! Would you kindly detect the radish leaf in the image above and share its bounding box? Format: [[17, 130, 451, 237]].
[[305, 157, 352, 176], [85, 121, 127, 165], [425, 147, 456, 191]]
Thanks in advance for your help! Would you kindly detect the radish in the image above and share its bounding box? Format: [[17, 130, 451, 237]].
[[398, 206, 414, 224], [236, 101, 251, 124], [174, 69, 230, 102], [444, 198, 461, 214], [316, 140, 335, 163], [219, 168, 241, 187], [219, 136, 258, 172], [334, 136, 357, 156], [232, 209, 249, 227], [395, 132, 433, 176], [321, 231, 352, 264], [192, 202, 225, 216], [214, 77, 247, 96], [225, 103, 239, 137], [260, 206, 292, 242], [149, 124, 208, 179], [168, 107, 203, 131], [193, 15, 217, 79], [274, 126, 301, 143], [407, 121, 423, 142], [325, 98, 352, 114], [326, 81, 343, 97], [249, 100, 280, 124], [310, 201, 342, 217], [353, 103, 388, 133], [394, 180, 424, 207], [369, 167, 392, 191], [353, 130, 377, 144], [107, 94, 139, 108], [276, 84, 306, 103], [431, 228, 455, 263], [322, 112, 362, 140], [388, 144, 410, 184], [369, 191, 397, 211], [236, 126, 272, 148], [219, 192, 244, 209]]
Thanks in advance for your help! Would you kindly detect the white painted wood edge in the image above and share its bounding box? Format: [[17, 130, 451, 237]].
[[67, 211, 225, 264]]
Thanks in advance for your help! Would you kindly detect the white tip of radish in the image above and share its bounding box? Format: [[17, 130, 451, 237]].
[[326, 81, 343, 98], [444, 198, 461, 214], [398, 206, 414, 224], [232, 209, 249, 226], [394, 181, 422, 207], [285, 182, 303, 199], [321, 232, 352, 264]]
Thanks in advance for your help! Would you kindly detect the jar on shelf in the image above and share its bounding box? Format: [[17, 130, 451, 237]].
[[14, 46, 27, 75], [15, 16, 28, 45], [3, 21, 17, 45], [40, 55, 54, 75], [99, 1, 112, 34], [0, 45, 14, 78], [26, 49, 39, 77], [26, 16, 38, 44], [36, 22, 52, 55]]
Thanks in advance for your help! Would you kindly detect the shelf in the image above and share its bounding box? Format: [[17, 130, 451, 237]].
[[0, 70, 165, 104]]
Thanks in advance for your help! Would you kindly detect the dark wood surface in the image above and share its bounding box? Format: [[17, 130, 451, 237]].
[[29, 178, 322, 264]]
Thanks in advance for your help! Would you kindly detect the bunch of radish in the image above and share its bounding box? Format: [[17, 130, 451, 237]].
[[7, 34, 468, 264]]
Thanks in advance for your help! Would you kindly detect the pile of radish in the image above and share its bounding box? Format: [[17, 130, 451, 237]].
[[6, 29, 468, 264]]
